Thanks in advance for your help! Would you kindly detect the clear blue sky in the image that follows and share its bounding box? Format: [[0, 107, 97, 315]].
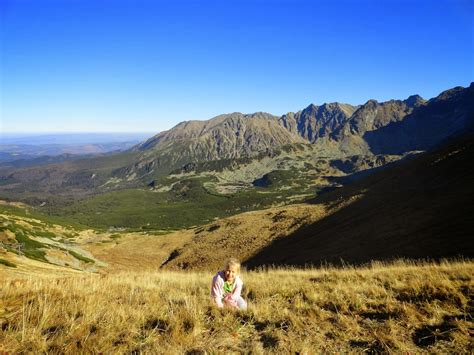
[[1, 0, 473, 133]]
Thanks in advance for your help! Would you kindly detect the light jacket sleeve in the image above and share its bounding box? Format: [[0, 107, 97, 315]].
[[232, 277, 244, 301], [211, 273, 224, 308]]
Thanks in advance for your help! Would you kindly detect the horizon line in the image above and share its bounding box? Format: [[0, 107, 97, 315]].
[[0, 131, 157, 135]]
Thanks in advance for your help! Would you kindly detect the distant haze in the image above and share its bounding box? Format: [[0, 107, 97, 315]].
[[0, 133, 154, 146]]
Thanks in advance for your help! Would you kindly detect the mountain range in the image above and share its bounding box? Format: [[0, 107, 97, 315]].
[[104, 82, 474, 191], [0, 83, 472, 221], [134, 83, 472, 162]]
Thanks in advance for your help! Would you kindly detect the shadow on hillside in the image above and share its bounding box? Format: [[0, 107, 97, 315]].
[[363, 84, 474, 155], [326, 154, 419, 186], [244, 136, 474, 269]]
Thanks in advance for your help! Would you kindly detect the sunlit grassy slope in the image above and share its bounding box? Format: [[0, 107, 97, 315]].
[[0, 203, 102, 272], [1, 261, 472, 353], [0, 201, 195, 275]]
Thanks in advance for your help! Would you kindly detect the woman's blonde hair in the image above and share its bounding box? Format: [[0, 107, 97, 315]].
[[224, 258, 241, 272]]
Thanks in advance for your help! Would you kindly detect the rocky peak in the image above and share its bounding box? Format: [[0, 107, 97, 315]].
[[338, 97, 415, 138], [283, 102, 356, 142], [301, 103, 319, 115], [431, 86, 466, 103], [404, 95, 425, 108], [364, 99, 379, 108], [321, 102, 339, 109]]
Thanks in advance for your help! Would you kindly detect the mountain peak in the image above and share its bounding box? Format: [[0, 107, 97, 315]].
[[366, 99, 379, 105], [404, 94, 425, 108], [304, 103, 318, 111], [321, 102, 336, 109], [433, 86, 466, 102], [244, 112, 279, 120]]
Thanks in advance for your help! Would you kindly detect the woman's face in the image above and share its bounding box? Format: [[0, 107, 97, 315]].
[[224, 264, 238, 282]]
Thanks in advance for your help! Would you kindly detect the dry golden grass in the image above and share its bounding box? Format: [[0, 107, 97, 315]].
[[1, 260, 472, 353], [84, 229, 195, 272]]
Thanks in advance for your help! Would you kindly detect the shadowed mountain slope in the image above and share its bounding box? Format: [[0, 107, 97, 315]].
[[160, 203, 332, 271], [244, 134, 474, 268], [362, 84, 474, 154]]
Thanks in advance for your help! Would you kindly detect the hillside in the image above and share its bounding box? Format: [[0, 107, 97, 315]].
[[0, 202, 109, 275], [161, 134, 474, 270], [0, 198, 201, 278], [2, 134, 472, 276], [160, 201, 357, 271], [245, 133, 474, 267]]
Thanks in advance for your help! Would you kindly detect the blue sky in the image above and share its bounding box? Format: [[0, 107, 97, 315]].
[[1, 0, 473, 134]]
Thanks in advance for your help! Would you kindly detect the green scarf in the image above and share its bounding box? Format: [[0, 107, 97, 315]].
[[223, 280, 233, 294]]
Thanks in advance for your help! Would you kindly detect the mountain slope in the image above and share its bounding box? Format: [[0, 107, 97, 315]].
[[160, 133, 474, 270], [362, 84, 474, 154], [160, 203, 332, 271], [0, 202, 104, 273], [244, 133, 474, 267], [135, 112, 306, 159], [279, 102, 358, 142]]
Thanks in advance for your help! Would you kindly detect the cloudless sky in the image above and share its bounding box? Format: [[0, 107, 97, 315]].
[[1, 0, 473, 133]]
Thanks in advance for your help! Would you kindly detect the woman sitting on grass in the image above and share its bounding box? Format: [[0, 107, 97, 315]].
[[211, 258, 247, 311]]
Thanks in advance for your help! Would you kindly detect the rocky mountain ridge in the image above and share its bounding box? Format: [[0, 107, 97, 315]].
[[135, 83, 472, 164], [134, 112, 306, 161]]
